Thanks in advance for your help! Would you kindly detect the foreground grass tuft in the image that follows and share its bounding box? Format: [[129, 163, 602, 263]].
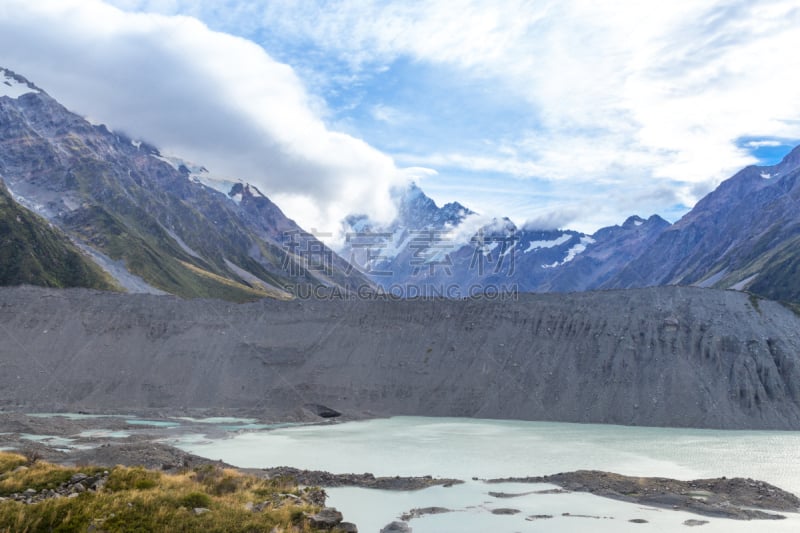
[[0, 452, 328, 532]]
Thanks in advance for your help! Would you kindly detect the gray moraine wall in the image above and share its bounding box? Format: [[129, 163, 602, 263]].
[[0, 285, 799, 429]]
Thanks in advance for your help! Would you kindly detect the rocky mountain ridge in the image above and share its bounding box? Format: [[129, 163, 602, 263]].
[[340, 183, 671, 295], [3, 64, 800, 307], [0, 67, 372, 301], [606, 146, 800, 304], [341, 149, 800, 306]]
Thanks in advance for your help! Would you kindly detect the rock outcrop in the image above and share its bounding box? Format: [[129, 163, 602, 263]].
[[488, 470, 800, 519]]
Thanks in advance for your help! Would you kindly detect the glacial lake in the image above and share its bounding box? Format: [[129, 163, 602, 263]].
[[171, 416, 800, 532]]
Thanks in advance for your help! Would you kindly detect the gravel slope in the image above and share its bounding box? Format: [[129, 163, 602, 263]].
[[1, 286, 799, 429]]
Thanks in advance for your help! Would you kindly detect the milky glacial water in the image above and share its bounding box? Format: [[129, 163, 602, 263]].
[[171, 416, 800, 533], [27, 413, 132, 420], [124, 419, 180, 428], [172, 417, 258, 425]]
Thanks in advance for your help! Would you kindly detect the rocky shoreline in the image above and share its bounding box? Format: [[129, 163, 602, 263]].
[[2, 410, 800, 529], [254, 466, 462, 491], [487, 470, 800, 520], [0, 411, 463, 491]]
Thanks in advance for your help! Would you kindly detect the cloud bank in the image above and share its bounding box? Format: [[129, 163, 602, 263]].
[[109, 0, 800, 231], [0, 0, 406, 235], [4, 0, 800, 236]]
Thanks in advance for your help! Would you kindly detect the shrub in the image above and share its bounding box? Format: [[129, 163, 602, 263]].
[[179, 491, 212, 509], [105, 467, 160, 492]]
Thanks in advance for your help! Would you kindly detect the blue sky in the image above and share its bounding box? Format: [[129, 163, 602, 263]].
[[3, 0, 800, 237]]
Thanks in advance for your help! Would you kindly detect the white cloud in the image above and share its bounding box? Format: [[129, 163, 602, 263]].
[[140, 0, 800, 227], [746, 140, 783, 148], [443, 212, 508, 248], [0, 0, 406, 235], [370, 104, 409, 125], [6, 0, 800, 236]]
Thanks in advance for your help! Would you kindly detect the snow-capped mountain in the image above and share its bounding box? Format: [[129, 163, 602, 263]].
[[340, 182, 670, 295], [341, 145, 800, 306], [0, 67, 372, 300], [340, 182, 473, 281], [4, 64, 799, 305]]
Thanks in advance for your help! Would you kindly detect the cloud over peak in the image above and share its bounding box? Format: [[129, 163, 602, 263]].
[[0, 0, 405, 234], [4, 0, 800, 236]]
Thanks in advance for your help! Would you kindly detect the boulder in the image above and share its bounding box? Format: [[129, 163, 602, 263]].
[[491, 508, 520, 515], [303, 403, 342, 418], [307, 507, 344, 529], [380, 522, 411, 533]]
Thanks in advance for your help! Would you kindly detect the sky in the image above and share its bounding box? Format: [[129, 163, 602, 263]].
[[2, 0, 800, 240]]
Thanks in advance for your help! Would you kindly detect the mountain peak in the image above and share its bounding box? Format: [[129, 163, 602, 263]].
[[0, 66, 372, 300], [391, 182, 474, 230], [620, 214, 669, 230], [0, 68, 42, 99], [622, 215, 646, 228], [773, 143, 800, 172]]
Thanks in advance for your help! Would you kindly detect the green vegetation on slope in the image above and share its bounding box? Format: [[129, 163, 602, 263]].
[[64, 204, 289, 302], [709, 228, 800, 306], [0, 452, 328, 533], [0, 180, 118, 291], [747, 234, 800, 305], [62, 157, 295, 302]]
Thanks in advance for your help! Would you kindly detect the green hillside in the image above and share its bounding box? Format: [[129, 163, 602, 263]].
[[0, 179, 118, 290]]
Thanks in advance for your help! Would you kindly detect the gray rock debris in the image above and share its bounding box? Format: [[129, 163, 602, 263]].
[[1, 285, 800, 430]]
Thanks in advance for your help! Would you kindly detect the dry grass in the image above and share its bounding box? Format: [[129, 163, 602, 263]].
[[0, 453, 26, 475], [0, 452, 327, 533]]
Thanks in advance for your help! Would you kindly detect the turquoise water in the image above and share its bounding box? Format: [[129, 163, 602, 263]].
[[18, 433, 95, 451], [173, 416, 259, 424], [174, 416, 800, 532], [28, 413, 130, 420], [19, 434, 76, 447], [124, 419, 180, 428], [77, 429, 131, 439]]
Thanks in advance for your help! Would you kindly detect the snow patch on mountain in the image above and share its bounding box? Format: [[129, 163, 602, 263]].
[[542, 236, 596, 268], [524, 234, 571, 253], [381, 228, 414, 259], [0, 69, 38, 99], [153, 154, 245, 199], [481, 241, 499, 256]]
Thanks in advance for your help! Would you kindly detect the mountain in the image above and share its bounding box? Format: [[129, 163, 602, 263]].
[[0, 178, 117, 290], [5, 64, 798, 305], [345, 182, 473, 234], [543, 214, 671, 292], [341, 182, 669, 296], [606, 146, 800, 305], [343, 146, 800, 306], [0, 67, 372, 301]]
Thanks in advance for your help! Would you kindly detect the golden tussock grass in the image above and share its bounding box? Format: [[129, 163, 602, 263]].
[[0, 452, 328, 533]]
